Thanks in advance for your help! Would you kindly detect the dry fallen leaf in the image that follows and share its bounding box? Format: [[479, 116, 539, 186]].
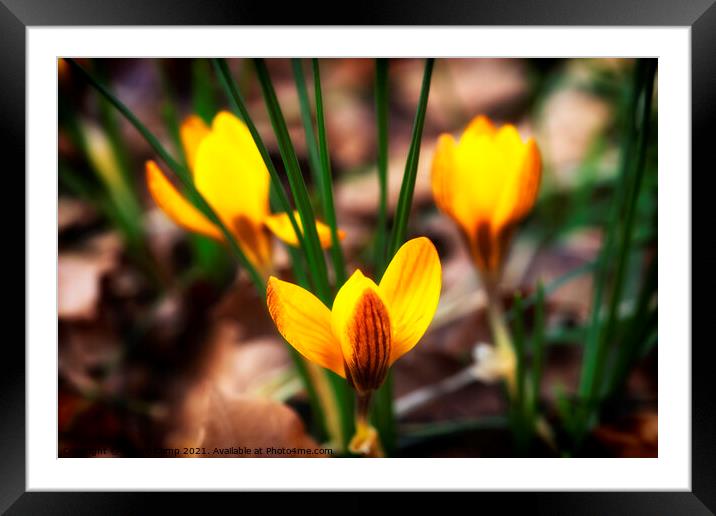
[[167, 383, 320, 457], [58, 232, 123, 321], [203, 321, 291, 399]]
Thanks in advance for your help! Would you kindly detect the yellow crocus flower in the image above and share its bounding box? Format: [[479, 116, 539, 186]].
[[266, 237, 442, 455], [430, 115, 542, 282], [146, 111, 343, 275]]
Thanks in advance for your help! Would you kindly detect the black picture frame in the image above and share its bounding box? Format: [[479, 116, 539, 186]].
[[4, 0, 714, 512]]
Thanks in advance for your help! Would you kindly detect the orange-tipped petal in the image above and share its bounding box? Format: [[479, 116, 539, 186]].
[[145, 160, 222, 241], [379, 237, 442, 364], [266, 276, 345, 378], [460, 114, 496, 144], [431, 134, 459, 222], [491, 137, 542, 233], [264, 210, 345, 249]]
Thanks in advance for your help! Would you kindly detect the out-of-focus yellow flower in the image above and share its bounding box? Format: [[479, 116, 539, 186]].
[[146, 111, 343, 274], [430, 115, 542, 280], [266, 237, 441, 395]]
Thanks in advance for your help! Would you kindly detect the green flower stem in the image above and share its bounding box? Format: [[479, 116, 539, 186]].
[[349, 392, 383, 457]]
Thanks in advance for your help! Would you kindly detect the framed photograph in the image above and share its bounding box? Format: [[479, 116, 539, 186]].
[[6, 0, 714, 510]]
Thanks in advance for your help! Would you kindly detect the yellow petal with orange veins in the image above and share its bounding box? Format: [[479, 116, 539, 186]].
[[264, 210, 346, 249], [145, 160, 222, 241], [342, 289, 392, 393], [266, 276, 345, 378], [379, 237, 442, 364], [194, 111, 270, 225], [180, 115, 210, 173], [331, 270, 383, 364]]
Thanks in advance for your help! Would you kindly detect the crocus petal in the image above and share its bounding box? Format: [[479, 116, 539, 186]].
[[493, 138, 542, 231], [431, 135, 460, 224], [145, 160, 222, 241], [460, 114, 496, 143], [264, 210, 346, 249], [342, 289, 391, 393], [379, 237, 442, 364], [194, 111, 270, 225], [233, 215, 273, 275], [180, 115, 210, 172], [266, 276, 345, 378], [456, 121, 505, 223], [331, 270, 391, 393]]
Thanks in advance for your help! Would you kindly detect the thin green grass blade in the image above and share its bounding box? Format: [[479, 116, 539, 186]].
[[599, 59, 656, 376], [212, 59, 317, 285], [606, 251, 657, 396], [312, 59, 347, 287], [374, 58, 433, 455], [92, 60, 135, 189], [576, 59, 656, 442], [578, 59, 646, 402], [156, 60, 184, 162], [513, 293, 527, 410], [267, 184, 316, 293], [387, 58, 434, 258], [506, 261, 595, 322], [65, 58, 265, 290], [373, 59, 390, 277], [398, 416, 509, 449], [253, 58, 331, 303], [213, 58, 353, 445], [251, 58, 354, 450], [192, 59, 219, 124], [291, 59, 323, 210], [531, 283, 546, 425]]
